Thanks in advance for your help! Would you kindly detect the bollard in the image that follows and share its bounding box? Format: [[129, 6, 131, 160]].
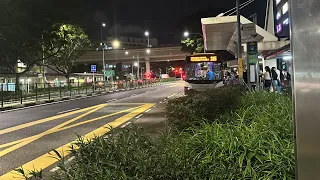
[[20, 88, 23, 104]]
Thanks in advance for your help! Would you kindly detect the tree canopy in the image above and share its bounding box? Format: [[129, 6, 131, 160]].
[[45, 24, 91, 82], [181, 37, 204, 54]]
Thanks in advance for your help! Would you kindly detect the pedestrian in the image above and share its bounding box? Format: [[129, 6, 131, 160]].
[[271, 67, 281, 93], [263, 66, 272, 91]]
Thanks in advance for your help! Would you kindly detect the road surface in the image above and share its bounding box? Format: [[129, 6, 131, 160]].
[[0, 81, 184, 179]]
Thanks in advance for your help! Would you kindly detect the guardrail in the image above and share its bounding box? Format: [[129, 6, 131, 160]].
[[0, 78, 176, 108]]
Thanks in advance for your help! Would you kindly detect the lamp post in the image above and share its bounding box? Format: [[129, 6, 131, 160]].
[[183, 31, 206, 53], [101, 23, 106, 42], [236, 0, 243, 79], [145, 31, 150, 47], [101, 23, 106, 82]]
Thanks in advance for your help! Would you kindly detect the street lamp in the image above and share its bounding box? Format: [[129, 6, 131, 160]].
[[125, 51, 129, 55], [145, 31, 150, 47], [112, 40, 120, 49], [183, 31, 190, 37], [146, 49, 151, 54], [101, 23, 106, 42], [134, 62, 138, 66]]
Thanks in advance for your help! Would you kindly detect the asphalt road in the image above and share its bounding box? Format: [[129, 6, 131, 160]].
[[0, 81, 184, 179]]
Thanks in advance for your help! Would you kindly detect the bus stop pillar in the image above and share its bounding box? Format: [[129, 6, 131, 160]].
[[291, 0, 320, 179]]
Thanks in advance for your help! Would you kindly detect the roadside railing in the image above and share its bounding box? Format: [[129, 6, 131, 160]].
[[0, 78, 176, 108]]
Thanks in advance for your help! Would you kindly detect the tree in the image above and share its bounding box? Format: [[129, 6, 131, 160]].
[[45, 24, 91, 84], [181, 37, 204, 54], [0, 0, 68, 90]]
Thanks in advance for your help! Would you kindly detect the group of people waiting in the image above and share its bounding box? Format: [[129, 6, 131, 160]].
[[262, 66, 291, 93]]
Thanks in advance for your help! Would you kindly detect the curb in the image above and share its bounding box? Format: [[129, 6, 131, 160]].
[[0, 81, 177, 112]]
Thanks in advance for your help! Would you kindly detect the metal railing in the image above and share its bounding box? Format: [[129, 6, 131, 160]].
[[0, 78, 175, 108]]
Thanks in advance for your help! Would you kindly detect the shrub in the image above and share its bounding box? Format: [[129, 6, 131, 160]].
[[41, 91, 294, 180], [166, 86, 244, 130]]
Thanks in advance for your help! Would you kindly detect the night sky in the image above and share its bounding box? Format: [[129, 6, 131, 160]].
[[64, 0, 267, 44]]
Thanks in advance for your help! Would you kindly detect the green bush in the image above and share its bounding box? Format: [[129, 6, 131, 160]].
[[35, 91, 294, 180], [166, 86, 244, 130]]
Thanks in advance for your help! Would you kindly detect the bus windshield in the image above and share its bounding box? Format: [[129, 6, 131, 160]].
[[185, 62, 223, 81]]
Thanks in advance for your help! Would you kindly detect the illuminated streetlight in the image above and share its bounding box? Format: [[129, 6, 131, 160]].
[[184, 31, 190, 37], [146, 49, 151, 54], [145, 31, 150, 47], [134, 62, 138, 66], [102, 23, 106, 27], [125, 51, 129, 55], [112, 40, 120, 49]]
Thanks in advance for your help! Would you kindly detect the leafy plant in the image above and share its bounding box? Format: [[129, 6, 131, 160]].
[[42, 91, 294, 180], [166, 86, 244, 130]]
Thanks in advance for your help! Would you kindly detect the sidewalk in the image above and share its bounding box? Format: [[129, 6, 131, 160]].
[[132, 90, 184, 135]]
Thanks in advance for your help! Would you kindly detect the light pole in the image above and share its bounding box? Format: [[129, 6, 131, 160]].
[[183, 31, 206, 53], [101, 23, 106, 82], [101, 23, 106, 42], [236, 0, 243, 79], [145, 31, 150, 47]]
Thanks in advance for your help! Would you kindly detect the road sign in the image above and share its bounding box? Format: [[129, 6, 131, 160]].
[[91, 65, 97, 73], [247, 42, 258, 64], [242, 23, 256, 35], [104, 70, 115, 77]]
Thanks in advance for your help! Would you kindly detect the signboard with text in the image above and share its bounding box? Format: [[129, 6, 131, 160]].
[[91, 65, 97, 73], [242, 23, 256, 35], [247, 42, 258, 64], [104, 70, 115, 77], [189, 56, 217, 62]]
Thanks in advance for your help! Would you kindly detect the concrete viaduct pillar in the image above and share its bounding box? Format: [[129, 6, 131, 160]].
[[145, 57, 151, 74]]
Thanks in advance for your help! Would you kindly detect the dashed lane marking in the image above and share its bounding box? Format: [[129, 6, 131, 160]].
[[135, 114, 144, 119], [57, 108, 80, 115], [145, 109, 151, 113]]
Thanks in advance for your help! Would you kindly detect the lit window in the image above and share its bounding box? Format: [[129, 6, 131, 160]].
[[276, 12, 281, 20], [283, 18, 289, 25], [282, 2, 288, 14], [276, 0, 281, 5], [276, 24, 282, 33]]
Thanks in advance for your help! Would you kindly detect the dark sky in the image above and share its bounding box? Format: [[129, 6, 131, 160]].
[[68, 0, 267, 44]]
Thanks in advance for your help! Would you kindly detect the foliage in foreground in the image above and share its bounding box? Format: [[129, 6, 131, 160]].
[[29, 91, 294, 180], [166, 86, 244, 130]]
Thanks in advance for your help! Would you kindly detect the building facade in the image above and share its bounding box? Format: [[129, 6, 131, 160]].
[[104, 37, 158, 50], [274, 0, 290, 38]]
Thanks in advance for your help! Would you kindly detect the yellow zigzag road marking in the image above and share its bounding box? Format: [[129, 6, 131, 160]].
[[0, 105, 103, 136], [0, 104, 106, 157], [0, 103, 154, 180]]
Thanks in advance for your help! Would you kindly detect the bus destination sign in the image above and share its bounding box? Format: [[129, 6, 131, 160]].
[[190, 56, 217, 62]]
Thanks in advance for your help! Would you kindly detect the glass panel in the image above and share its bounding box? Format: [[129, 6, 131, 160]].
[[185, 62, 222, 80]]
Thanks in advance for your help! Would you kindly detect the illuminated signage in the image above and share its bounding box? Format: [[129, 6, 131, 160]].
[[190, 56, 217, 62]]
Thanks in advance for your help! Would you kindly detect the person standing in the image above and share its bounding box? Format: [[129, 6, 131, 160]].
[[263, 66, 272, 91], [271, 67, 281, 93]]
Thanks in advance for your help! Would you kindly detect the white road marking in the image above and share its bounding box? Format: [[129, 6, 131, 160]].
[[135, 114, 144, 119], [66, 156, 75, 163], [106, 99, 118, 103], [167, 94, 176, 99], [159, 101, 163, 104], [121, 122, 132, 128], [50, 156, 75, 172], [50, 167, 60, 172], [131, 94, 137, 97], [145, 109, 151, 113], [57, 108, 80, 115]]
